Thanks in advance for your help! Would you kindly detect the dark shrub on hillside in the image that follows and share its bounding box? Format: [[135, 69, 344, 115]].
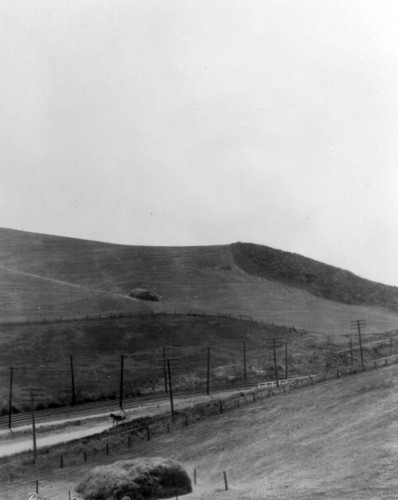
[[76, 457, 192, 500], [129, 288, 160, 302], [218, 264, 232, 271]]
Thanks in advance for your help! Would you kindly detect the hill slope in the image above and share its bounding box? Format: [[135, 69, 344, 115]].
[[1, 228, 398, 333], [0, 267, 150, 322], [232, 242, 398, 310]]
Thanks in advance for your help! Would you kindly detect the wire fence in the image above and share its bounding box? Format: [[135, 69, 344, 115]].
[[0, 309, 260, 327]]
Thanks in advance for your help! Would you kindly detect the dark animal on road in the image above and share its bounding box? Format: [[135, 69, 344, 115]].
[[110, 412, 126, 426]]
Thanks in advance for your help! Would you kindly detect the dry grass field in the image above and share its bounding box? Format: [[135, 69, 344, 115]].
[[2, 365, 397, 500], [0, 267, 150, 323]]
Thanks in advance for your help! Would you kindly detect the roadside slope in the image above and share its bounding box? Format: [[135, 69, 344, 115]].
[[3, 365, 396, 500]]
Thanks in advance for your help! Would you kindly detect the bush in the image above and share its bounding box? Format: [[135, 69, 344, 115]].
[[128, 288, 160, 302]]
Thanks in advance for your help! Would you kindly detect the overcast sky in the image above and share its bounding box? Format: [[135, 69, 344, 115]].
[[1, 0, 398, 285]]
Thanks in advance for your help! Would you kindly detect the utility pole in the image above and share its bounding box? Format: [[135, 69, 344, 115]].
[[8, 367, 13, 431], [284, 342, 288, 379], [349, 338, 354, 366], [206, 347, 211, 395], [243, 341, 247, 383], [31, 389, 37, 462], [167, 359, 174, 420], [163, 347, 168, 393], [273, 338, 279, 387], [21, 387, 43, 463], [70, 355, 76, 406], [265, 338, 284, 387], [119, 354, 124, 410], [351, 320, 366, 370]]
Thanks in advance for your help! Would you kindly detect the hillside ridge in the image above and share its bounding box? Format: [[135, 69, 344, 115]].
[[231, 242, 398, 311], [1, 227, 398, 331]]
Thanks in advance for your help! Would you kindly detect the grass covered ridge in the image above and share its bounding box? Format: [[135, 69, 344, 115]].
[[232, 242, 398, 311]]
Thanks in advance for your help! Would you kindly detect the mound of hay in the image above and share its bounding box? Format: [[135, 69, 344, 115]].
[[76, 457, 192, 500], [128, 288, 160, 302]]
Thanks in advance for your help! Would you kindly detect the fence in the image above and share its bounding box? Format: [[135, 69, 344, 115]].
[[0, 309, 261, 327], [0, 308, 310, 333]]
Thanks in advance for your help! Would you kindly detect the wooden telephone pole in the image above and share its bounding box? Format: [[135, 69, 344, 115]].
[[21, 387, 44, 463], [8, 367, 14, 431], [206, 347, 211, 395], [119, 354, 124, 410], [243, 341, 247, 383], [69, 355, 76, 406], [264, 338, 285, 387], [167, 359, 174, 420], [351, 320, 366, 370]]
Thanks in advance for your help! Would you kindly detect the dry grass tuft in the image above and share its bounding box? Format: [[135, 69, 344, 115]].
[[76, 456, 192, 500]]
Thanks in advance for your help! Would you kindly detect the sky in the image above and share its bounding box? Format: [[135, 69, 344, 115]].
[[1, 0, 398, 285]]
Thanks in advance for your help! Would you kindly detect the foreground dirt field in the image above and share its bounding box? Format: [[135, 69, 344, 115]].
[[2, 365, 397, 500]]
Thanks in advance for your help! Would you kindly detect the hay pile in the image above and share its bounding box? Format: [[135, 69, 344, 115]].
[[76, 457, 192, 500]]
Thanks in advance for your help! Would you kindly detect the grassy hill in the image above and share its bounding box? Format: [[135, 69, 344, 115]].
[[232, 242, 398, 310], [1, 228, 398, 334], [0, 314, 395, 413], [0, 267, 150, 322]]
